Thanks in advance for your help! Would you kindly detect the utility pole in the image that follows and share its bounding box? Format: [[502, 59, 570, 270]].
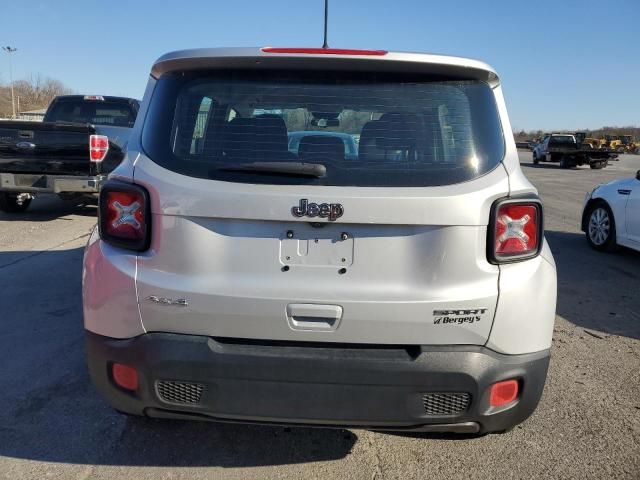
[[2, 46, 18, 119]]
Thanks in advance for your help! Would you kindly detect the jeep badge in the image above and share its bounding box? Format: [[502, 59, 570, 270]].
[[291, 199, 344, 221]]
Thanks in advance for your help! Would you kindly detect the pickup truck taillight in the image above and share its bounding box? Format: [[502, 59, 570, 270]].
[[99, 182, 151, 251], [90, 134, 109, 162], [488, 198, 543, 264]]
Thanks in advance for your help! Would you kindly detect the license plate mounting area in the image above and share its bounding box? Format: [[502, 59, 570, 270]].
[[280, 232, 354, 267]]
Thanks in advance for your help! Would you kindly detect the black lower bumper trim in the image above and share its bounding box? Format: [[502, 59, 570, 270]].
[[86, 331, 550, 433], [144, 408, 481, 433]]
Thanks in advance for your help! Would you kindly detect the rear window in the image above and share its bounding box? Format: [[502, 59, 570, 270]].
[[288, 132, 357, 158], [549, 135, 576, 145], [142, 70, 505, 187], [47, 100, 137, 127]]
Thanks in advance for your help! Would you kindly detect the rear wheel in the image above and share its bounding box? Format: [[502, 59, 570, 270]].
[[0, 192, 32, 213], [532, 152, 539, 165], [559, 157, 571, 169], [586, 202, 617, 251], [590, 161, 605, 169]]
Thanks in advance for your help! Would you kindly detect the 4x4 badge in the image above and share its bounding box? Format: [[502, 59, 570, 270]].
[[291, 199, 344, 221], [146, 296, 189, 307]]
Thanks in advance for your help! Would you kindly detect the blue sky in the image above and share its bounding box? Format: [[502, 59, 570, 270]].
[[1, 0, 638, 131]]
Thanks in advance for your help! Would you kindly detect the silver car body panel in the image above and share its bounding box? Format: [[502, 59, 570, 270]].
[[84, 48, 557, 354], [83, 228, 144, 338]]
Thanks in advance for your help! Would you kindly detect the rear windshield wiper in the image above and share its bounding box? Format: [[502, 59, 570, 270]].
[[217, 162, 327, 178]]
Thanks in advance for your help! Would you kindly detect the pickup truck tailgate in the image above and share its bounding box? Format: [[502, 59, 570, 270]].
[[0, 121, 95, 176]]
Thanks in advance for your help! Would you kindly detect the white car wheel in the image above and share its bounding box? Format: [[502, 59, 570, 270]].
[[586, 203, 617, 251]]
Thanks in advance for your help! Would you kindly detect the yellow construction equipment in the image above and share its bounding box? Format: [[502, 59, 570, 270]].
[[598, 135, 613, 150], [598, 135, 609, 150], [611, 135, 639, 154], [583, 137, 600, 149]]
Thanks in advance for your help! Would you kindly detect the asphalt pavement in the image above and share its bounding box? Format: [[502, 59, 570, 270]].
[[0, 153, 638, 479]]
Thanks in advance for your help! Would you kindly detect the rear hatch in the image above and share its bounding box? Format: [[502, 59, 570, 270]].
[[134, 56, 509, 345]]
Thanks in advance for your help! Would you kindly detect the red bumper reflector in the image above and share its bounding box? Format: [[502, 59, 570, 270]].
[[261, 47, 387, 56], [112, 363, 138, 391], [490, 379, 519, 407]]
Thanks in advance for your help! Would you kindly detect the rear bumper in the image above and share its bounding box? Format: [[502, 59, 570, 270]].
[[86, 331, 549, 433], [0, 172, 105, 194]]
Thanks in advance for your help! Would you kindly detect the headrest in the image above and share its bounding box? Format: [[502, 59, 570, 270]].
[[375, 113, 420, 150]]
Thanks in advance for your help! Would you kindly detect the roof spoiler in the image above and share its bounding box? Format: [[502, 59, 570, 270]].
[[151, 48, 500, 88]]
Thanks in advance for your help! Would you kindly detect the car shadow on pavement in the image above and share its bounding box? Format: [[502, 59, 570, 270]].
[[0, 247, 355, 467], [546, 230, 640, 340], [0, 197, 97, 222]]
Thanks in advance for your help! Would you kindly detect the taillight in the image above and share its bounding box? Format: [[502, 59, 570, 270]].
[[488, 198, 543, 263], [90, 134, 109, 162], [99, 181, 150, 251], [261, 47, 387, 56]]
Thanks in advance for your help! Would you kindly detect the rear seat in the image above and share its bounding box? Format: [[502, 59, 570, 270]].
[[221, 115, 292, 161], [376, 113, 420, 152], [358, 120, 386, 162], [298, 135, 345, 162], [359, 113, 429, 162]]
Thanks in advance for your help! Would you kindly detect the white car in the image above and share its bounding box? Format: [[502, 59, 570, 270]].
[[582, 171, 640, 251], [83, 47, 557, 435]]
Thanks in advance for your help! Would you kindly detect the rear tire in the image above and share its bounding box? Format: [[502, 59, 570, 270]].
[[532, 153, 539, 165], [590, 161, 605, 169], [559, 157, 571, 169], [0, 192, 32, 213], [585, 202, 617, 252]]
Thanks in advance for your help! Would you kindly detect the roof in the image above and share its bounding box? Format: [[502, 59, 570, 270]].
[[52, 95, 140, 103], [151, 47, 500, 87]]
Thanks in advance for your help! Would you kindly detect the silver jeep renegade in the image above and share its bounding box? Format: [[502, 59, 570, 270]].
[[83, 47, 557, 434]]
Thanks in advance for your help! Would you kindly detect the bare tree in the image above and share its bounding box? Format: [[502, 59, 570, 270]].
[[0, 74, 73, 117]]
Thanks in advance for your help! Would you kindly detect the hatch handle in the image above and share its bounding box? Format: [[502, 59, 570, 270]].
[[286, 304, 342, 331]]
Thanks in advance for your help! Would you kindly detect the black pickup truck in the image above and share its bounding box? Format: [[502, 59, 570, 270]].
[[0, 95, 139, 212]]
